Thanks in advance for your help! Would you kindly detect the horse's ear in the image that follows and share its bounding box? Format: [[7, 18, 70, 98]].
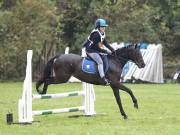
[[129, 44, 136, 49], [128, 44, 134, 48], [135, 44, 138, 48], [135, 44, 139, 49]]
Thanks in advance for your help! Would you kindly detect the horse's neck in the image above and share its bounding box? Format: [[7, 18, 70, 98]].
[[116, 49, 130, 67], [109, 55, 128, 69], [118, 57, 128, 68]]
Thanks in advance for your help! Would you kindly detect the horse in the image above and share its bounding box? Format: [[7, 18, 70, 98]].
[[36, 45, 145, 119]]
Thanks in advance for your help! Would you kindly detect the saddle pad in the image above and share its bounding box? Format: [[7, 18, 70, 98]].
[[82, 58, 97, 74]]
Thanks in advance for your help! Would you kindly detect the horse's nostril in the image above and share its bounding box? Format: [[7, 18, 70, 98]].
[[142, 63, 145, 68], [139, 63, 145, 68]]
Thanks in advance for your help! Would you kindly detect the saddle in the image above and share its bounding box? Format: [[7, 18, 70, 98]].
[[82, 57, 108, 74]]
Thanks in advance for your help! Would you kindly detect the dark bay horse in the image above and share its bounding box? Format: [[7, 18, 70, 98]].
[[36, 45, 145, 119]]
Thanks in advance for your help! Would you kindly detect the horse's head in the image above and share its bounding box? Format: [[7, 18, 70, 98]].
[[115, 45, 145, 68]]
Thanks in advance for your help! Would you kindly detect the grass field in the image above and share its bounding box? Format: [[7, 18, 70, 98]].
[[0, 82, 180, 135]]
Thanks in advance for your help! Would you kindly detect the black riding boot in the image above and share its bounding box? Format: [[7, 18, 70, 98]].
[[102, 77, 109, 85]]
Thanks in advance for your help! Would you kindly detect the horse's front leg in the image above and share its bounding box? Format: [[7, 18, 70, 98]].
[[110, 85, 128, 119], [118, 83, 138, 109]]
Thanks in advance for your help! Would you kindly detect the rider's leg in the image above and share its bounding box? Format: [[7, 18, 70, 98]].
[[101, 54, 109, 74], [87, 52, 109, 84]]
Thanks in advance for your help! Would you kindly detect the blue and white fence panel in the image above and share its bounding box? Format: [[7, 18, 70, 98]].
[[110, 42, 164, 83]]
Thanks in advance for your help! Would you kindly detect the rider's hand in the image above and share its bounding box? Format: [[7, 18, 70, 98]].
[[105, 50, 112, 55], [112, 50, 117, 56]]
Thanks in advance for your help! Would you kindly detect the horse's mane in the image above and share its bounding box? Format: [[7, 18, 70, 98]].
[[115, 44, 136, 56]]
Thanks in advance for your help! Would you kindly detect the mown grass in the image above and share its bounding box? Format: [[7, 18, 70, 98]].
[[0, 82, 180, 135]]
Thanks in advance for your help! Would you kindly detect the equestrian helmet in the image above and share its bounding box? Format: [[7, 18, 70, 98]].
[[95, 19, 108, 28]]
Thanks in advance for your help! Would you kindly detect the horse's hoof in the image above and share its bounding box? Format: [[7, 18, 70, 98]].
[[134, 103, 138, 109], [123, 115, 128, 120]]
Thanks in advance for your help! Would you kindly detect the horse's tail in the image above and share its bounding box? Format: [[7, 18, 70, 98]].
[[43, 55, 59, 79], [36, 55, 60, 94]]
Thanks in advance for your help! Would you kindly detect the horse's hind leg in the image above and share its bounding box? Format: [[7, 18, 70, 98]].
[[36, 78, 45, 94], [42, 74, 72, 94], [36, 77, 55, 94], [41, 78, 52, 94]]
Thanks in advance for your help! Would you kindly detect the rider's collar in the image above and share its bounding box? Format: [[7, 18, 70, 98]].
[[96, 28, 104, 35]]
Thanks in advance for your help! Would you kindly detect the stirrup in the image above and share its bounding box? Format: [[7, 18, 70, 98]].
[[102, 77, 110, 85]]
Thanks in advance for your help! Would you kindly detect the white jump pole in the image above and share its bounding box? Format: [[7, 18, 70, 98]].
[[18, 50, 33, 123]]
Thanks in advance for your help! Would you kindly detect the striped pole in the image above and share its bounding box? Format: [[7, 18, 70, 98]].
[[33, 91, 84, 100], [32, 106, 85, 116]]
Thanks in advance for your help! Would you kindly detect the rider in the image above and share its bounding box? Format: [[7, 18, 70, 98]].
[[83, 18, 115, 85]]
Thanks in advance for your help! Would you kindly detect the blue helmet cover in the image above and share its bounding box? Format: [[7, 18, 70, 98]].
[[95, 19, 108, 28]]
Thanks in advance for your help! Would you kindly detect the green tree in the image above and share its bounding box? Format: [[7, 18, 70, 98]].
[[0, 0, 179, 80], [0, 0, 59, 80]]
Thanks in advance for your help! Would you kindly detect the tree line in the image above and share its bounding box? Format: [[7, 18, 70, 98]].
[[0, 0, 179, 80]]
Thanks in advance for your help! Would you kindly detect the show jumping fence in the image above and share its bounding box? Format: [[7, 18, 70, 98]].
[[18, 50, 96, 124]]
